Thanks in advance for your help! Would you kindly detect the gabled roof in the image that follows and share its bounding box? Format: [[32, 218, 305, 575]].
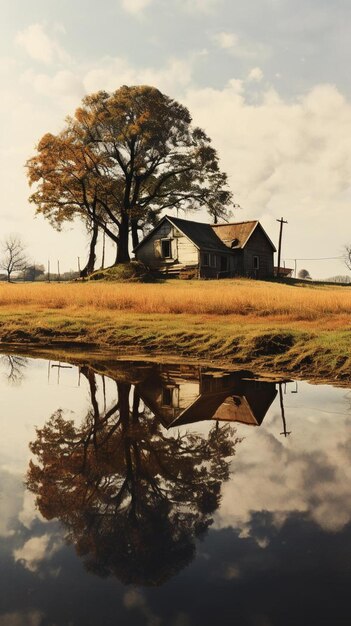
[[133, 215, 229, 253], [167, 216, 229, 252], [212, 221, 276, 251], [134, 216, 276, 253]]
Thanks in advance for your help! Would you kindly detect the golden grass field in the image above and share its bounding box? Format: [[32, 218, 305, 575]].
[[0, 279, 350, 381], [0, 279, 350, 322]]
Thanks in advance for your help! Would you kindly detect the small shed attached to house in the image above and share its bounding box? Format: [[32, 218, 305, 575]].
[[134, 215, 276, 279]]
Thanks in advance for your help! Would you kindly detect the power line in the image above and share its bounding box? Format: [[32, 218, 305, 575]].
[[284, 256, 344, 261]]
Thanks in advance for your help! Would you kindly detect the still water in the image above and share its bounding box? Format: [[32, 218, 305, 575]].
[[0, 353, 351, 626]]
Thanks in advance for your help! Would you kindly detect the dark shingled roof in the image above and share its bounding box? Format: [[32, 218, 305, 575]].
[[166, 216, 229, 252], [133, 215, 275, 253]]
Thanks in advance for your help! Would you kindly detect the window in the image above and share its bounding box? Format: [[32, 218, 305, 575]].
[[203, 253, 216, 267], [162, 386, 179, 408], [161, 239, 172, 258], [253, 256, 260, 270], [209, 254, 217, 268], [162, 387, 172, 406], [202, 253, 209, 266]]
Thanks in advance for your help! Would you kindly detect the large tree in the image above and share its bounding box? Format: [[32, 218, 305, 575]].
[[27, 85, 233, 265]]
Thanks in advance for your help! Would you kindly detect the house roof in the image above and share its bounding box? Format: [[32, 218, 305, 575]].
[[212, 221, 276, 251], [133, 215, 276, 253], [167, 216, 229, 252]]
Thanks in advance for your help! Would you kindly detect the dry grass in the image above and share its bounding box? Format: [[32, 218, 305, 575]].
[[0, 279, 351, 321]]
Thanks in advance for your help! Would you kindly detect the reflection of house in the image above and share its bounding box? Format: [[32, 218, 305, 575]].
[[134, 216, 276, 279], [136, 364, 277, 429]]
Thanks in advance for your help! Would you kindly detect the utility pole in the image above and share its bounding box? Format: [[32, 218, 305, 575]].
[[276, 217, 288, 278], [48, 259, 50, 283], [57, 260, 61, 282], [77, 256, 81, 277], [279, 383, 291, 437]]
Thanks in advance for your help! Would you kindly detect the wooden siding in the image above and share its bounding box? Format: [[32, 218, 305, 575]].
[[135, 221, 198, 270], [242, 226, 274, 278]]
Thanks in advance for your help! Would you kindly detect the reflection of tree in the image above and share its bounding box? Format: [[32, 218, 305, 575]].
[[0, 355, 28, 385], [27, 367, 241, 586]]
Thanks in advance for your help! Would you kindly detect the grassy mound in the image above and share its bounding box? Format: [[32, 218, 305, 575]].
[[89, 261, 152, 282]]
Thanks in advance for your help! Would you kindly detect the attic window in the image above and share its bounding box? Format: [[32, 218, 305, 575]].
[[231, 238, 239, 248], [161, 239, 172, 258]]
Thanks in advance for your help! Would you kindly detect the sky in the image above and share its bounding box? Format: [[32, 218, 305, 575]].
[[1, 0, 351, 278]]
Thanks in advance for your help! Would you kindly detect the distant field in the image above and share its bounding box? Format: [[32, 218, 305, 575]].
[[0, 279, 350, 322]]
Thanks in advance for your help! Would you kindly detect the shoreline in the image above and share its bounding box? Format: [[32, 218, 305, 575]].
[[1, 310, 350, 386]]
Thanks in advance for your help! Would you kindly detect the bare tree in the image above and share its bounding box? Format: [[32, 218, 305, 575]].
[[344, 245, 351, 271], [0, 235, 28, 282]]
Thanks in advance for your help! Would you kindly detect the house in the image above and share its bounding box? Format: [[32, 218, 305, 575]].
[[135, 363, 278, 429], [134, 215, 276, 279]]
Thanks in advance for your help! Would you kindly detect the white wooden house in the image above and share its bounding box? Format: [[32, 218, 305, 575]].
[[134, 216, 276, 279]]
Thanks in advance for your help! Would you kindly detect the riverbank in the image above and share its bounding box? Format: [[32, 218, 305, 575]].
[[1, 312, 351, 383], [0, 279, 350, 382]]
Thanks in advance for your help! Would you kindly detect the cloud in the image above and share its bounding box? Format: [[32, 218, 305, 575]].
[[14, 534, 62, 572], [213, 31, 238, 50], [21, 68, 84, 108], [247, 67, 264, 82], [215, 383, 351, 535], [212, 31, 270, 60], [184, 81, 351, 268], [124, 589, 161, 626], [121, 0, 155, 15], [180, 0, 221, 13], [83, 54, 197, 96], [15, 23, 70, 65], [0, 611, 44, 626]]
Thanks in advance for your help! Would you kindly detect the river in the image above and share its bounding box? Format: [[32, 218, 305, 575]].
[[0, 353, 350, 626]]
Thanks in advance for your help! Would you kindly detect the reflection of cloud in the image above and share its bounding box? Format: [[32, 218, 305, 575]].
[[0, 470, 22, 538], [14, 534, 62, 573], [0, 611, 44, 626], [123, 589, 161, 626], [18, 491, 44, 530], [217, 387, 351, 535]]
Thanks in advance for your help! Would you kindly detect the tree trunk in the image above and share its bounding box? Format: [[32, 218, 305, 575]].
[[115, 214, 130, 264], [80, 222, 99, 277], [131, 219, 140, 250]]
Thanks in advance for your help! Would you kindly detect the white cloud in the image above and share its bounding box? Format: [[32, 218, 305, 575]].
[[212, 31, 270, 60], [180, 0, 221, 13], [184, 81, 351, 273], [83, 54, 196, 96], [247, 67, 264, 82], [21, 68, 84, 109], [15, 23, 70, 65], [121, 0, 154, 15], [213, 31, 238, 50]]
